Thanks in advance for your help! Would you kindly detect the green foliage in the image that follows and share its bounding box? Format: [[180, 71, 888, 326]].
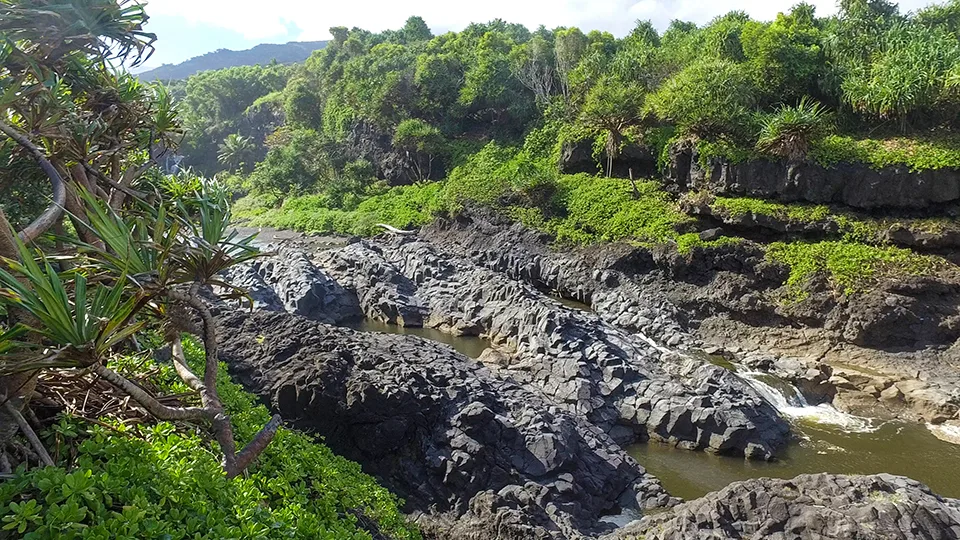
[[711, 196, 831, 222], [0, 351, 419, 540], [766, 240, 940, 298], [809, 134, 960, 171], [740, 4, 824, 104], [675, 232, 743, 255], [647, 59, 757, 137], [238, 182, 444, 236], [552, 176, 691, 245], [443, 143, 558, 210], [695, 138, 761, 166], [756, 97, 832, 160], [180, 64, 291, 174], [839, 21, 960, 130]]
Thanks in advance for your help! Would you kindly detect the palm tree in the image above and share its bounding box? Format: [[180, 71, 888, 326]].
[[218, 133, 255, 172]]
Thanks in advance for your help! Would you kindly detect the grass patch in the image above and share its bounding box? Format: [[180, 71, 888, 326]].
[[766, 240, 941, 299], [551, 176, 693, 245], [236, 183, 444, 236], [710, 196, 832, 222], [675, 232, 743, 255], [0, 341, 418, 539], [695, 138, 763, 167], [809, 134, 960, 172]]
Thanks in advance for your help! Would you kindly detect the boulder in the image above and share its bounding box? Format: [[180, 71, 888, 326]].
[[224, 245, 362, 323], [602, 473, 960, 540]]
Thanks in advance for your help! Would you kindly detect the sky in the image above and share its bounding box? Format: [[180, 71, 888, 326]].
[[137, 0, 943, 69]]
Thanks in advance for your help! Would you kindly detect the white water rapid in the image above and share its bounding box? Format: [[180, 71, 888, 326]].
[[738, 370, 876, 433]]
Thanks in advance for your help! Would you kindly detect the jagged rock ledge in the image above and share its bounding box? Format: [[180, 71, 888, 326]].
[[313, 237, 790, 459], [664, 141, 960, 210], [216, 309, 674, 540], [420, 211, 960, 425]]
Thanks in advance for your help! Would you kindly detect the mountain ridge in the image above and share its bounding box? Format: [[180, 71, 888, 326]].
[[137, 40, 328, 81]]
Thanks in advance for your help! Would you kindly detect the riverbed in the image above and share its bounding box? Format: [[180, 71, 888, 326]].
[[348, 318, 960, 500]]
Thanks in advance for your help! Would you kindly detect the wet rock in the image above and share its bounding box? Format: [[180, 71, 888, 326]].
[[217, 309, 675, 539], [601, 473, 960, 540]]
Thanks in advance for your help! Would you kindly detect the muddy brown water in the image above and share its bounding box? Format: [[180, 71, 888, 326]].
[[348, 317, 960, 500]]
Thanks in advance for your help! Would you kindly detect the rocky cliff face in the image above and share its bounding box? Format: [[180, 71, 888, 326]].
[[664, 142, 960, 210], [216, 309, 674, 540]]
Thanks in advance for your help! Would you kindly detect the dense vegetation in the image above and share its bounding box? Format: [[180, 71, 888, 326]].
[[168, 2, 960, 298], [0, 1, 413, 538]]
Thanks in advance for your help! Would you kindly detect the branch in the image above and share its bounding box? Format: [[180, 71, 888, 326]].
[[4, 402, 53, 467], [376, 223, 417, 236], [0, 121, 66, 243], [231, 414, 281, 478], [83, 163, 147, 200], [165, 286, 280, 478], [91, 363, 206, 421]]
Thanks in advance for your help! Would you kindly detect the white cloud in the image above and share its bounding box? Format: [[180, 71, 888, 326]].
[[144, 0, 944, 42]]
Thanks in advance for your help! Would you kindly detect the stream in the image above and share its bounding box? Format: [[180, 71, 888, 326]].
[[346, 314, 960, 500]]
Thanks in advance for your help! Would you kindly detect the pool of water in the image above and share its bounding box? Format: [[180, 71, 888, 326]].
[[629, 419, 960, 500], [346, 319, 492, 359]]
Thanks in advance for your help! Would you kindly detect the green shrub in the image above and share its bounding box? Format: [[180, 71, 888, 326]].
[[766, 240, 940, 299], [647, 59, 757, 138], [0, 345, 419, 540], [675, 232, 743, 255], [711, 196, 831, 222], [756, 96, 833, 160], [241, 183, 444, 236], [442, 143, 559, 211], [553, 176, 691, 244], [695, 138, 762, 166]]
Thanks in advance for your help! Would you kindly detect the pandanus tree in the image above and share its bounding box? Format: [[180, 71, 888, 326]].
[[0, 0, 279, 477]]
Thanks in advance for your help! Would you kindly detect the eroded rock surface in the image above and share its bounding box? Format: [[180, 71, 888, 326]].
[[602, 473, 960, 540], [314, 237, 790, 459], [216, 309, 674, 540], [223, 245, 361, 323]]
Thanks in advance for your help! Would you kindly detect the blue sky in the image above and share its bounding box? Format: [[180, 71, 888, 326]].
[[138, 0, 942, 69]]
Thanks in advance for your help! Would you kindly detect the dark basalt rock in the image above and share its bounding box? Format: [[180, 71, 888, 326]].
[[664, 143, 960, 210], [423, 210, 960, 352], [223, 245, 361, 324], [560, 139, 658, 178], [315, 236, 791, 459], [601, 473, 960, 540], [216, 309, 675, 540]]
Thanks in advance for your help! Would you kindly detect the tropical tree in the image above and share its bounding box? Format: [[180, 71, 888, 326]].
[[217, 133, 255, 172], [0, 0, 278, 477], [579, 77, 647, 177], [756, 97, 833, 160]]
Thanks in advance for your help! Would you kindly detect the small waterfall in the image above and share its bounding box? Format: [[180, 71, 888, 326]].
[[738, 370, 875, 433]]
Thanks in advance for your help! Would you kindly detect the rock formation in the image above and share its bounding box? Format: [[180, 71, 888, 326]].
[[314, 237, 790, 459], [217, 309, 675, 540], [602, 473, 960, 540]]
